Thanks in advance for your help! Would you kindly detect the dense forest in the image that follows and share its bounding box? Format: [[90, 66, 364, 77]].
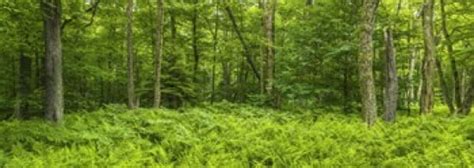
[[1, 0, 474, 166]]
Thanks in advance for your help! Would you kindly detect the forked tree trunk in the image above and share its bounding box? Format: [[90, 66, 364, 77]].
[[440, 0, 462, 113], [41, 0, 64, 122]]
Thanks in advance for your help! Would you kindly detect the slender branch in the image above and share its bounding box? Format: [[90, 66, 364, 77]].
[[61, 0, 100, 31]]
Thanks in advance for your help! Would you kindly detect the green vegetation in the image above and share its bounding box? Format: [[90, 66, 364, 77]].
[[1, 0, 473, 166], [1, 104, 473, 167]]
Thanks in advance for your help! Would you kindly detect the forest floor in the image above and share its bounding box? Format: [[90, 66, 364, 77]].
[[0, 103, 473, 167]]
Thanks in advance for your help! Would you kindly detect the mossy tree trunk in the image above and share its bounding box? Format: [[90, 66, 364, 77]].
[[358, 0, 379, 126]]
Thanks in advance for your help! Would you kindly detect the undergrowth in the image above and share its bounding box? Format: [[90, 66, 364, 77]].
[[0, 103, 473, 167]]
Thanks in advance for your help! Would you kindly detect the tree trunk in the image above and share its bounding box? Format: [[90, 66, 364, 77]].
[[440, 0, 462, 113], [420, 0, 436, 115], [14, 51, 32, 119], [41, 0, 64, 122], [224, 6, 261, 81], [153, 0, 164, 108], [435, 57, 455, 113], [459, 74, 474, 115], [192, 0, 200, 74], [222, 61, 232, 101], [383, 28, 398, 122], [263, 0, 276, 98], [126, 0, 136, 109], [358, 0, 379, 126], [211, 1, 219, 104], [407, 20, 417, 113]]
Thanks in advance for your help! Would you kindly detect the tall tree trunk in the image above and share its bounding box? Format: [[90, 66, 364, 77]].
[[383, 28, 398, 122], [358, 0, 379, 126], [259, 0, 265, 95], [420, 0, 436, 115], [440, 0, 462, 113], [192, 0, 200, 74], [263, 0, 276, 98], [126, 0, 136, 109], [211, 1, 219, 104], [14, 50, 32, 119], [407, 19, 417, 113], [153, 0, 164, 108], [41, 0, 63, 122]]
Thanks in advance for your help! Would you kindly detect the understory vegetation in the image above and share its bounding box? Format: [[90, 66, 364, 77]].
[[1, 103, 473, 167]]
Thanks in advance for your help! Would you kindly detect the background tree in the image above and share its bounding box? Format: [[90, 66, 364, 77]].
[[383, 28, 398, 122], [153, 0, 164, 108], [126, 0, 136, 109]]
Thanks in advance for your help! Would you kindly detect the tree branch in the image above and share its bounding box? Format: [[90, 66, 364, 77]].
[[61, 0, 100, 31]]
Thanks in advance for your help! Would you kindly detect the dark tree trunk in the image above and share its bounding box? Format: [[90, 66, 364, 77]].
[[192, 0, 200, 74], [222, 62, 232, 101], [126, 0, 136, 109], [41, 0, 64, 122], [15, 51, 32, 119], [420, 0, 436, 115], [224, 6, 261, 81], [211, 1, 219, 104], [358, 0, 379, 126], [383, 28, 398, 122], [459, 74, 474, 115], [440, 0, 462, 113]]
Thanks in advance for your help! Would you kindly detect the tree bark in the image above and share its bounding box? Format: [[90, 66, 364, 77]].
[[407, 17, 417, 114], [153, 0, 164, 108], [126, 0, 136, 109], [14, 50, 32, 119], [440, 0, 462, 113], [459, 74, 474, 115], [263, 0, 276, 98], [383, 28, 398, 122], [358, 0, 379, 126], [420, 0, 436, 115], [41, 0, 64, 122], [192, 0, 200, 74], [211, 1, 219, 104]]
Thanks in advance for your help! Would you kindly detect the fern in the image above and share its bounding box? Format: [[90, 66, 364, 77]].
[[0, 104, 473, 167]]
